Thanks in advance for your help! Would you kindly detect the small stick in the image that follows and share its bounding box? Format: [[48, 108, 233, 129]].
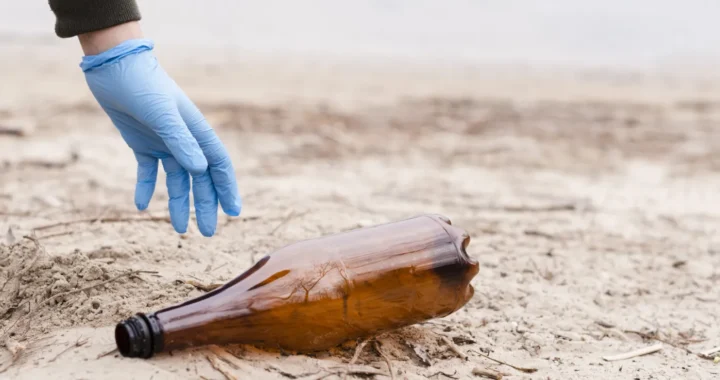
[[184, 280, 223, 292], [33, 216, 171, 231], [271, 210, 295, 235], [624, 330, 694, 355], [700, 346, 720, 359], [470, 350, 537, 374], [96, 348, 118, 359], [207, 345, 252, 372], [595, 325, 629, 341], [0, 125, 25, 137], [0, 211, 31, 217], [206, 353, 238, 380], [91, 207, 111, 226], [267, 365, 321, 379], [374, 341, 395, 380], [16, 159, 75, 170], [211, 262, 228, 272], [440, 336, 468, 360], [523, 229, 556, 240], [426, 371, 459, 379], [344, 339, 369, 380], [595, 321, 615, 329], [1, 270, 158, 340], [602, 343, 663, 361], [38, 230, 75, 240], [472, 367, 503, 380], [48, 337, 88, 362], [502, 204, 575, 212], [270, 210, 309, 235], [322, 366, 387, 379]]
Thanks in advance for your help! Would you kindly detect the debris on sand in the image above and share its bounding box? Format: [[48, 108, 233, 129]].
[[602, 343, 663, 362], [0, 238, 192, 342], [0, 119, 34, 137], [472, 367, 503, 379]]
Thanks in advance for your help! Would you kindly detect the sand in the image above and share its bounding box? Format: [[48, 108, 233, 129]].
[[1, 43, 719, 379]]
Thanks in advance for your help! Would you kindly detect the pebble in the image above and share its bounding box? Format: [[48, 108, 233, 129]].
[[51, 279, 71, 295], [83, 265, 103, 281]]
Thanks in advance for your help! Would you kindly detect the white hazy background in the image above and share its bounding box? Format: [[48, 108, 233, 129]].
[[1, 0, 720, 70]]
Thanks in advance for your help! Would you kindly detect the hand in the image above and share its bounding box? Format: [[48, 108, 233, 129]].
[[78, 23, 241, 237]]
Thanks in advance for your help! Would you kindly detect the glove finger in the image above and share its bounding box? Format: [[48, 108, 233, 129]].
[[192, 171, 218, 237], [134, 152, 159, 211], [176, 94, 242, 216], [208, 152, 242, 217], [135, 100, 208, 176], [193, 126, 241, 216], [161, 157, 190, 234]]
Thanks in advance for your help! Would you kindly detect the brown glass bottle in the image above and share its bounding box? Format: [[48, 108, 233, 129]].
[[115, 214, 479, 358]]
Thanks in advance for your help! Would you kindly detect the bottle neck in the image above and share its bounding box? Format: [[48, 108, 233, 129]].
[[115, 313, 164, 358]]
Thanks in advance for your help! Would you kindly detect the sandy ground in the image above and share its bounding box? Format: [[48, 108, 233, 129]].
[[1, 45, 720, 379]]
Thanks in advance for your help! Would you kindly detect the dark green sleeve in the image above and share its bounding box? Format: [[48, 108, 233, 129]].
[[49, 0, 142, 38]]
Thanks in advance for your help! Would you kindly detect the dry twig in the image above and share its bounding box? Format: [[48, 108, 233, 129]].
[[37, 231, 75, 240], [184, 280, 223, 292], [502, 204, 575, 213], [409, 342, 432, 366], [0, 211, 31, 217], [16, 155, 78, 170], [440, 336, 468, 360], [33, 215, 171, 231], [523, 229, 556, 240], [343, 339, 369, 380], [602, 343, 663, 361], [469, 350, 537, 374], [206, 353, 238, 380], [595, 321, 615, 329], [319, 366, 387, 380], [271, 210, 309, 235], [0, 125, 25, 137], [267, 365, 321, 379], [374, 341, 395, 380], [207, 345, 253, 371], [472, 367, 503, 380], [624, 330, 694, 355], [96, 347, 118, 359], [48, 337, 88, 362], [699, 346, 720, 360], [595, 323, 630, 341], [426, 370, 459, 379]]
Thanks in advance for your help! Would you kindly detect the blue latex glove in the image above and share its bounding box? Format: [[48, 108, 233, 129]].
[[80, 39, 241, 237]]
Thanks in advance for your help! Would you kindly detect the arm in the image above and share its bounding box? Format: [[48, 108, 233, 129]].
[[48, 2, 243, 237], [49, 0, 142, 39]]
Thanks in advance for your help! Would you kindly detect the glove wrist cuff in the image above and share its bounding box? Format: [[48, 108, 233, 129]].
[[80, 39, 155, 72]]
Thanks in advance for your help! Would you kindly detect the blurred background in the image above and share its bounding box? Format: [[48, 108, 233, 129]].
[[2, 0, 720, 70]]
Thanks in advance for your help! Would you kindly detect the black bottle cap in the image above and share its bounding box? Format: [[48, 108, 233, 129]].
[[115, 313, 164, 358]]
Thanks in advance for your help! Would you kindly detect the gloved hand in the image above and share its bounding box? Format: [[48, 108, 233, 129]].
[[80, 39, 241, 237]]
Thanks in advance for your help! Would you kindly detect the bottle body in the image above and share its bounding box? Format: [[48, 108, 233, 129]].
[[116, 214, 479, 357]]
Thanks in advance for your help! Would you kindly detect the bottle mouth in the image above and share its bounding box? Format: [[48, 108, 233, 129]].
[[115, 313, 163, 358], [428, 214, 480, 278]]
